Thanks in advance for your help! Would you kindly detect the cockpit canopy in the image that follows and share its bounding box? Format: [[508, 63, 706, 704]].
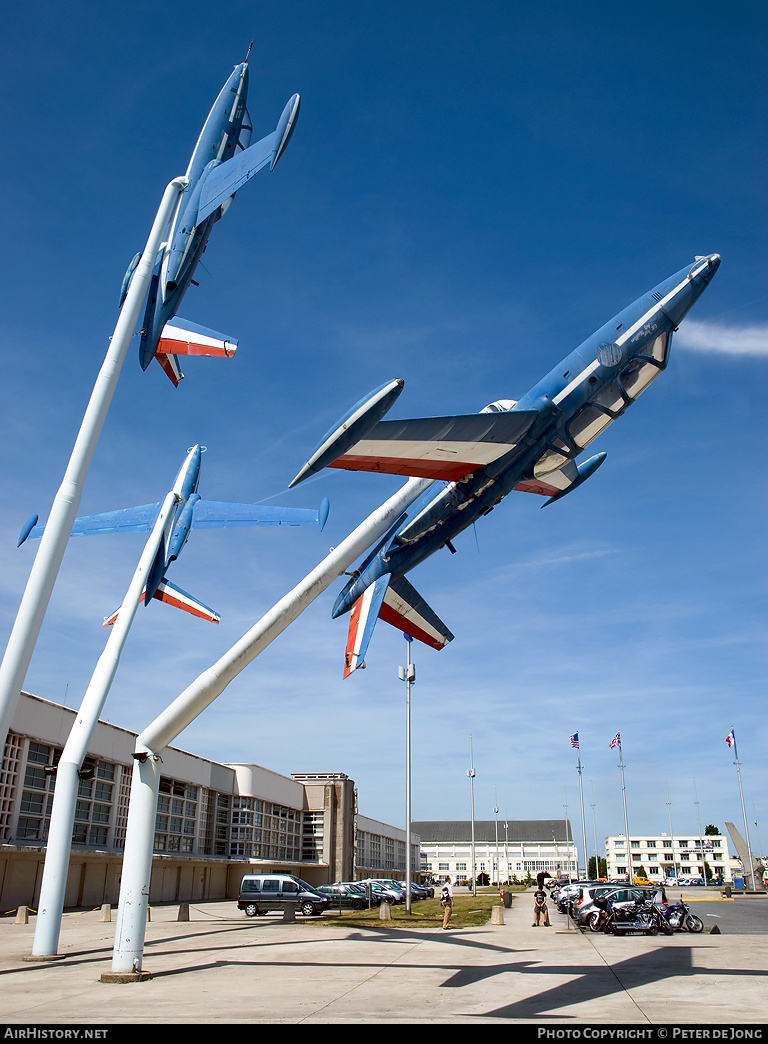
[[480, 399, 518, 414]]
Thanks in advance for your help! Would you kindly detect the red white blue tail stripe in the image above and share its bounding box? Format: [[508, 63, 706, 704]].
[[344, 574, 453, 678]]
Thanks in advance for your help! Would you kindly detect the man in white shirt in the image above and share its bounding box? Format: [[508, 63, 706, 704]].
[[441, 876, 454, 929]]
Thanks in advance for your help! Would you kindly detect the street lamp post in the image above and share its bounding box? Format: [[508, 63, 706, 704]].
[[398, 636, 415, 915], [494, 788, 500, 887], [468, 737, 476, 897]]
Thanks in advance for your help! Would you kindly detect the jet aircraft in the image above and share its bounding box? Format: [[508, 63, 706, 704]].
[[19, 445, 329, 626], [120, 47, 301, 386], [289, 255, 721, 677]]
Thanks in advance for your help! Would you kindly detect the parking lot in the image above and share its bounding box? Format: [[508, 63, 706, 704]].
[[0, 888, 766, 1026]]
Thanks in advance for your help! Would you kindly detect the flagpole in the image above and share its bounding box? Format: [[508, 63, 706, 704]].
[[729, 729, 757, 889], [666, 782, 678, 883], [590, 781, 599, 878], [571, 733, 588, 878], [576, 744, 588, 878], [614, 735, 631, 882]]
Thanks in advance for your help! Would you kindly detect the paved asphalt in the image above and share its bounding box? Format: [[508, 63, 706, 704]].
[[0, 889, 766, 1029]]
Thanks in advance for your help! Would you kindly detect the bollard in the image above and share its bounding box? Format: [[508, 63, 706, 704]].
[[379, 901, 391, 921], [177, 903, 189, 922], [99, 904, 111, 922], [282, 903, 296, 923], [15, 906, 29, 924], [146, 907, 151, 922], [491, 905, 505, 925]]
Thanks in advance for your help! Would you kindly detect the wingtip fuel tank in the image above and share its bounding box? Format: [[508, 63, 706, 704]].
[[289, 379, 405, 488], [271, 94, 301, 170]]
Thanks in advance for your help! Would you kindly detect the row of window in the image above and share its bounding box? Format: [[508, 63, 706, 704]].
[[612, 839, 722, 849]]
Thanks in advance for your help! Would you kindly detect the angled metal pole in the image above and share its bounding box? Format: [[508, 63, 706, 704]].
[[0, 176, 187, 752], [30, 490, 179, 959], [108, 475, 432, 976], [730, 730, 756, 889], [618, 741, 630, 881]]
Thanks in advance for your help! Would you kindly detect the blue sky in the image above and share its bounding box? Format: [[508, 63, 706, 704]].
[[1, 1, 766, 863]]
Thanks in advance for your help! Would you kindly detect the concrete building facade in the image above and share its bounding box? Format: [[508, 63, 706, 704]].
[[0, 692, 417, 911]]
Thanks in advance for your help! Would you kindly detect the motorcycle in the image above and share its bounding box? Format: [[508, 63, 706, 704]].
[[600, 897, 674, 936], [662, 898, 704, 933]]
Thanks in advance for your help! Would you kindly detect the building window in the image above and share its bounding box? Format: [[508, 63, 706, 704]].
[[663, 840, 673, 848], [155, 777, 197, 854], [439, 863, 449, 871], [456, 863, 467, 872]]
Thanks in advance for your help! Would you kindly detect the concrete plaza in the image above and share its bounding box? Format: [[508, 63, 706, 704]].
[[0, 890, 766, 1025]]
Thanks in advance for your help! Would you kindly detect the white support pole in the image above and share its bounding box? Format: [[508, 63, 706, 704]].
[[110, 753, 162, 976], [31, 491, 179, 958], [110, 475, 432, 974], [0, 176, 187, 753]]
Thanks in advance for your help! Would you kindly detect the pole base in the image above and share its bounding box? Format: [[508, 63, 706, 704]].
[[22, 954, 66, 962], [99, 971, 153, 983]]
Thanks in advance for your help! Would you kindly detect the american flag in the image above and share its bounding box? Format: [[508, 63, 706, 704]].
[[570, 733, 579, 749], [610, 733, 620, 749]]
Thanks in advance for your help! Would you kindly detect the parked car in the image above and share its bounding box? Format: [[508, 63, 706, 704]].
[[317, 883, 373, 910], [360, 879, 405, 904], [238, 874, 331, 917], [398, 881, 431, 900]]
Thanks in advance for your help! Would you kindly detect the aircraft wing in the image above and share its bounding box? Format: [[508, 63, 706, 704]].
[[195, 129, 281, 225], [327, 411, 538, 482], [191, 498, 329, 529], [23, 503, 162, 541], [22, 496, 328, 542]]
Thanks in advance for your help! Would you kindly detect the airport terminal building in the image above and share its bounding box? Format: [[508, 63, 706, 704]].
[[414, 819, 578, 883], [0, 692, 419, 911]]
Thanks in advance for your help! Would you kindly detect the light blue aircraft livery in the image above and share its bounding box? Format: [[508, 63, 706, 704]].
[[121, 45, 301, 386], [19, 446, 329, 626], [288, 255, 721, 677]]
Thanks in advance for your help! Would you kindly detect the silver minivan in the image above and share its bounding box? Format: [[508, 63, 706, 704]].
[[238, 874, 330, 917]]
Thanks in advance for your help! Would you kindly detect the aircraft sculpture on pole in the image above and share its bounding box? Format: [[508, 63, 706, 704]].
[[124, 43, 301, 386], [289, 254, 722, 677], [0, 51, 301, 757], [19, 445, 328, 626], [26, 446, 325, 960]]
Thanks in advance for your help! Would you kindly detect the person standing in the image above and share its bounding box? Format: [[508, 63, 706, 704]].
[[441, 877, 454, 929], [532, 886, 550, 926]]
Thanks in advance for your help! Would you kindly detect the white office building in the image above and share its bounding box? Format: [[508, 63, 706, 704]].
[[605, 832, 734, 882]]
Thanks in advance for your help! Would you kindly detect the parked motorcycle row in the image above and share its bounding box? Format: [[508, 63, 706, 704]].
[[548, 880, 705, 937]]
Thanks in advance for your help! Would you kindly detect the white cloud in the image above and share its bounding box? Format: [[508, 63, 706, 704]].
[[675, 319, 768, 356]]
